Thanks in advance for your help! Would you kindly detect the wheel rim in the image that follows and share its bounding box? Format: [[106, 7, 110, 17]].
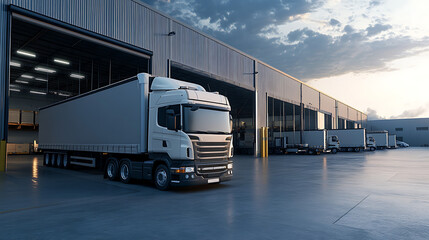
[[120, 164, 129, 180], [51, 155, 56, 165], [57, 155, 61, 166], [63, 156, 68, 167], [107, 162, 115, 178], [156, 169, 167, 187], [45, 154, 49, 165]]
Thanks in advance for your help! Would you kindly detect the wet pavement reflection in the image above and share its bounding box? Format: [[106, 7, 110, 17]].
[[1, 148, 429, 239]]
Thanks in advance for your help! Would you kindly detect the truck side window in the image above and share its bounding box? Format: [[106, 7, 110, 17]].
[[158, 105, 181, 128]]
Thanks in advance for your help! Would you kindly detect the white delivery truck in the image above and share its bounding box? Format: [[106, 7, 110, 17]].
[[39, 73, 233, 190], [328, 129, 367, 152], [273, 130, 339, 154], [366, 136, 376, 151], [367, 131, 388, 150], [388, 135, 397, 149]]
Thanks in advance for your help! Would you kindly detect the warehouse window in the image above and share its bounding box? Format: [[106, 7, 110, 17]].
[[416, 127, 428, 131], [395, 128, 403, 131]]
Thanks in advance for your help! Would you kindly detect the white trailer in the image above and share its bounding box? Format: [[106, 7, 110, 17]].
[[367, 131, 388, 150], [328, 129, 367, 152], [39, 73, 233, 190], [272, 130, 339, 154], [389, 135, 397, 149]]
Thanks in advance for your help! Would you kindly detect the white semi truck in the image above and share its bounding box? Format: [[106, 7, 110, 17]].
[[39, 73, 234, 190], [328, 129, 369, 152], [273, 130, 339, 154], [367, 131, 388, 150]]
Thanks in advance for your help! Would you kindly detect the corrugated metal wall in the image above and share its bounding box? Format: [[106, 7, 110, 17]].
[[171, 21, 254, 89], [301, 84, 319, 111], [348, 107, 358, 121], [337, 102, 348, 119], [320, 93, 335, 115], [257, 62, 301, 104]]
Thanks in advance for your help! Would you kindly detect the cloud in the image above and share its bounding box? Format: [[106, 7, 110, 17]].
[[390, 103, 429, 119], [366, 23, 392, 36], [141, 0, 429, 81], [329, 18, 341, 27], [367, 108, 385, 120]]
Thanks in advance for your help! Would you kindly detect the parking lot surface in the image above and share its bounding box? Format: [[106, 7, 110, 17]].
[[1, 148, 429, 239]]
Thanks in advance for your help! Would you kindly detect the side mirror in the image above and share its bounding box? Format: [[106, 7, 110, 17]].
[[166, 109, 176, 131]]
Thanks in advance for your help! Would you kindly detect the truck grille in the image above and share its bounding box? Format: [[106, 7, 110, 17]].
[[197, 163, 228, 175], [192, 140, 231, 160]]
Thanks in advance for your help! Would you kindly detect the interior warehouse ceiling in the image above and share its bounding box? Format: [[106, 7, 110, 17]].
[[9, 18, 149, 99]]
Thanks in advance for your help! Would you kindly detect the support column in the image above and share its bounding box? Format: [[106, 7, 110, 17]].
[[0, 4, 10, 172]]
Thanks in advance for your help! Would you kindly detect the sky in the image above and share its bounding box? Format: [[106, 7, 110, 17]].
[[141, 0, 429, 120]]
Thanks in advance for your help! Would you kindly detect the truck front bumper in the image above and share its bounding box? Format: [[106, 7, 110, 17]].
[[169, 169, 233, 187]]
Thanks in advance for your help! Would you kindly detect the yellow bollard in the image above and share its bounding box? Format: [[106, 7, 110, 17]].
[[0, 140, 6, 172], [261, 127, 269, 158], [265, 127, 269, 157]]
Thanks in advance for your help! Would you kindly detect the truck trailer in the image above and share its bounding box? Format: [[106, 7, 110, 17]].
[[39, 73, 234, 190], [367, 131, 388, 150], [388, 135, 397, 149], [273, 130, 339, 154], [328, 129, 367, 152]]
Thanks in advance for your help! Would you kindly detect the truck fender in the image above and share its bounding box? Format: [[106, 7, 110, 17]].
[[144, 153, 173, 180]]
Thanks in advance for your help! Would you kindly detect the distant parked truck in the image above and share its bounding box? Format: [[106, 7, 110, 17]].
[[388, 135, 397, 149], [328, 129, 367, 152], [366, 136, 376, 151], [38, 73, 234, 190], [273, 130, 339, 154], [367, 131, 388, 150]]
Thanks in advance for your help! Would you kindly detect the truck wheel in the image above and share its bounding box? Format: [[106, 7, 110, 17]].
[[331, 148, 338, 154], [154, 164, 170, 191], [119, 160, 131, 184], [106, 158, 119, 181], [354, 148, 361, 152], [370, 147, 375, 151], [44, 153, 50, 166], [308, 150, 314, 155]]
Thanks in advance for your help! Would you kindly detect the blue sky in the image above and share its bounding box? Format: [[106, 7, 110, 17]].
[[141, 0, 429, 119]]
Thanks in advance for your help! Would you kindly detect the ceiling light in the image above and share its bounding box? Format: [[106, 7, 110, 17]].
[[53, 58, 70, 65], [17, 50, 36, 58], [30, 90, 46, 95], [10, 88, 21, 92], [21, 74, 34, 79], [10, 61, 21, 67], [70, 73, 85, 79], [35, 78, 48, 82], [15, 80, 29, 84], [35, 66, 56, 74]]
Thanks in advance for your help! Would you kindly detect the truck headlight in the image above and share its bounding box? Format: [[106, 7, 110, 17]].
[[175, 167, 195, 173], [227, 163, 233, 169]]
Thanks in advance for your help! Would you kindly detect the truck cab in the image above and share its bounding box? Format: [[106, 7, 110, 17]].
[[327, 135, 340, 154], [367, 136, 376, 151], [147, 76, 233, 189]]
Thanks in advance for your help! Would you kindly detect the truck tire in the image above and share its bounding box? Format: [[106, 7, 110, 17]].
[[119, 160, 131, 184], [154, 164, 170, 191], [308, 149, 314, 155], [106, 158, 119, 181], [370, 147, 375, 151], [354, 147, 361, 152], [331, 148, 338, 154]]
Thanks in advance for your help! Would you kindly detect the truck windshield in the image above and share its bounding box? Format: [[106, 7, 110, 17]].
[[183, 106, 231, 134]]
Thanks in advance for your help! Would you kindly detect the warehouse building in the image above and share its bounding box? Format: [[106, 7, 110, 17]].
[[368, 118, 429, 146], [0, 0, 367, 170]]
